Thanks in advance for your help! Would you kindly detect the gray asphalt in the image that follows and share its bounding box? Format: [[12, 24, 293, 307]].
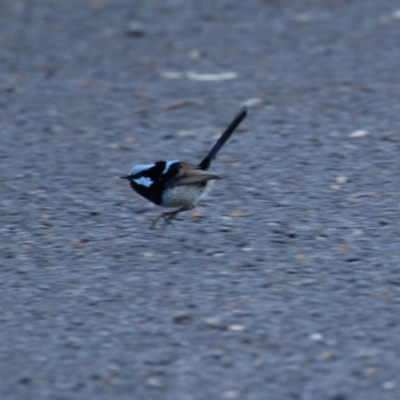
[[1, 1, 400, 399]]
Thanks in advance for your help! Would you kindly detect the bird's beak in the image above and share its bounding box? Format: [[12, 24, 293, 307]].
[[120, 175, 130, 180]]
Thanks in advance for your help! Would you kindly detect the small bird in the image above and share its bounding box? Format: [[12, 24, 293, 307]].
[[121, 107, 247, 228]]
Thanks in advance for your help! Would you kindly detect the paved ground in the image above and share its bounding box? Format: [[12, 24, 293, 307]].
[[1, 0, 400, 399]]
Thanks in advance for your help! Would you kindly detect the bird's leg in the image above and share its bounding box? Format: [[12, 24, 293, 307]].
[[150, 205, 193, 230]]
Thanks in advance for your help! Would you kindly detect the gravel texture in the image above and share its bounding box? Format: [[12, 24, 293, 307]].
[[1, 1, 400, 399]]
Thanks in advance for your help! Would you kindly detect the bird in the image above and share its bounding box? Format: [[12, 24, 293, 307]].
[[120, 107, 248, 228]]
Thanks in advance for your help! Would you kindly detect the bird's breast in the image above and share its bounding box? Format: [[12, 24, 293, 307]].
[[161, 181, 214, 208]]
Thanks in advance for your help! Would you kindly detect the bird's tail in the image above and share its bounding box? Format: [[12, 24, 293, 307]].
[[198, 107, 248, 170]]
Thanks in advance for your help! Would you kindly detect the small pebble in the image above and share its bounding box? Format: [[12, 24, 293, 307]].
[[319, 351, 336, 360], [336, 176, 349, 184], [294, 12, 313, 23], [241, 98, 263, 107], [127, 21, 146, 37], [338, 245, 350, 253], [241, 247, 252, 252], [364, 367, 376, 376], [310, 333, 323, 341], [348, 129, 369, 138], [173, 312, 192, 324], [382, 381, 395, 390], [186, 71, 238, 81], [146, 377, 163, 387], [393, 9, 400, 20], [330, 184, 341, 191], [228, 324, 246, 332], [189, 50, 201, 61], [223, 390, 239, 399], [18, 376, 31, 385], [204, 317, 224, 329]]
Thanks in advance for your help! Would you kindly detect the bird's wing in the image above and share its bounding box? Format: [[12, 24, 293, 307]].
[[165, 163, 221, 187]]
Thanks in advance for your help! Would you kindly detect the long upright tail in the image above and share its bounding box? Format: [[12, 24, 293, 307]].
[[198, 107, 248, 170]]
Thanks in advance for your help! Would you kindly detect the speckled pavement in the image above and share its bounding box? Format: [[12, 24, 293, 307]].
[[1, 1, 400, 399]]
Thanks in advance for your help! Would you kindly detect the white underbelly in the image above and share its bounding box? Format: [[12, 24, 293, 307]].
[[161, 181, 214, 208]]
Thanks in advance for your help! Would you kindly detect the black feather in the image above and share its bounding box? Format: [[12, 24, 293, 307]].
[[198, 107, 247, 170]]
